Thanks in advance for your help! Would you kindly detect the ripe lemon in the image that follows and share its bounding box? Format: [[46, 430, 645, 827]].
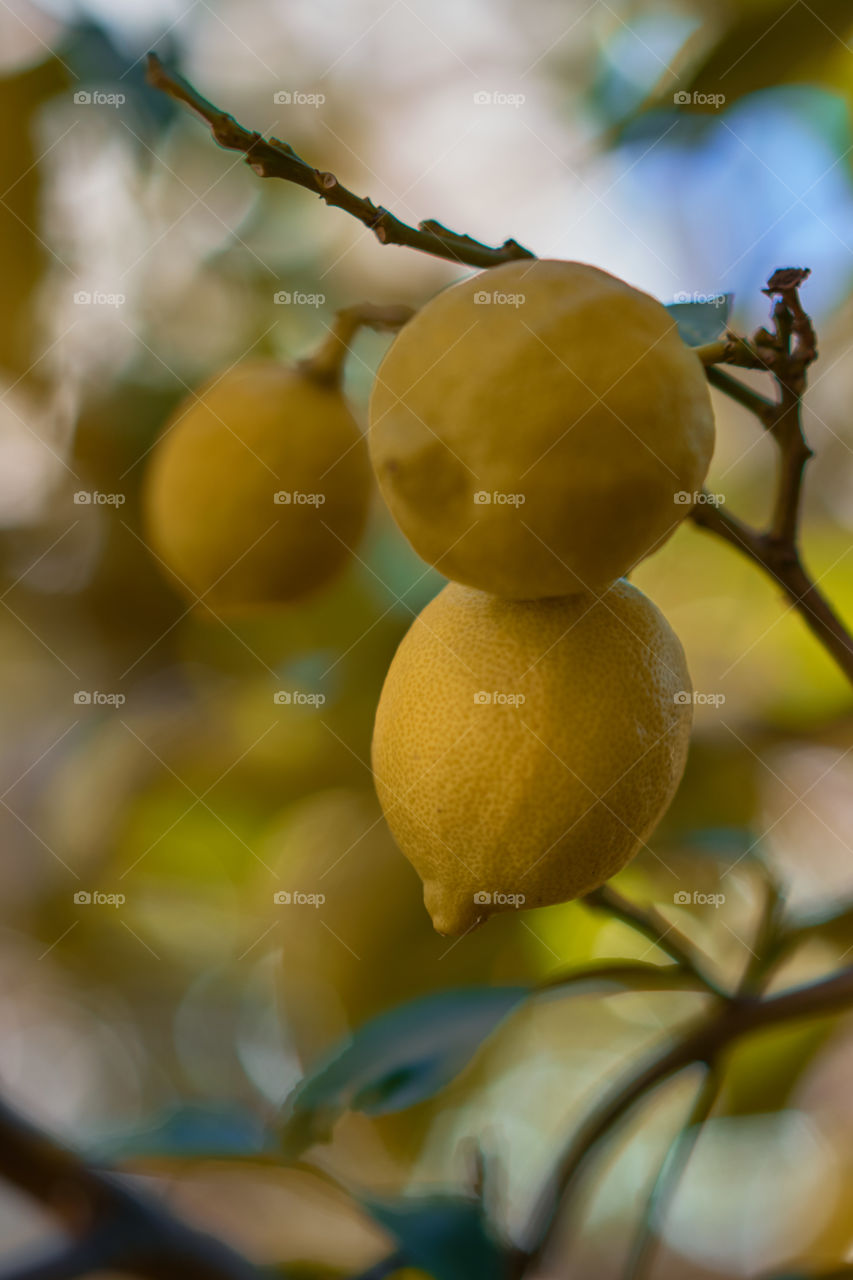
[[144, 360, 371, 612], [371, 579, 692, 934], [369, 259, 714, 598]]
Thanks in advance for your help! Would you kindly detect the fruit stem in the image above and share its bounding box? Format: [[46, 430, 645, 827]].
[[299, 302, 415, 387]]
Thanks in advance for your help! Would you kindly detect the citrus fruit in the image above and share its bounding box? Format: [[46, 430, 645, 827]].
[[371, 579, 692, 934], [369, 259, 714, 598], [144, 360, 371, 612]]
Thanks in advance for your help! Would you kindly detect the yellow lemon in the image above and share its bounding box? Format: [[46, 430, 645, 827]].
[[144, 360, 371, 612], [371, 579, 692, 934], [369, 259, 714, 598]]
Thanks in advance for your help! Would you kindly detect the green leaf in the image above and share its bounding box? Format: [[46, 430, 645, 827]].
[[91, 1102, 274, 1163], [278, 987, 528, 1156], [666, 296, 732, 347], [362, 1193, 514, 1280]]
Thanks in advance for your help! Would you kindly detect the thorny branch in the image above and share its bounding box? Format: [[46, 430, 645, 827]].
[[145, 54, 533, 270]]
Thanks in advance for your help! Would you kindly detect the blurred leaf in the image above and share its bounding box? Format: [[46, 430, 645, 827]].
[[362, 1194, 514, 1280], [666, 296, 732, 346], [539, 959, 703, 994], [718, 1018, 837, 1117], [91, 1102, 275, 1162], [785, 900, 853, 952], [673, 1, 853, 114], [279, 987, 528, 1156]]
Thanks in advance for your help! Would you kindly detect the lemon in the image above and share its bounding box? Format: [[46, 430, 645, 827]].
[[371, 579, 692, 934], [144, 360, 371, 612], [369, 259, 714, 598]]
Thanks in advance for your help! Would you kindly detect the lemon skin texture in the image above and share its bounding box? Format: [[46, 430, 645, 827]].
[[369, 259, 715, 598], [144, 360, 371, 612], [371, 579, 692, 934]]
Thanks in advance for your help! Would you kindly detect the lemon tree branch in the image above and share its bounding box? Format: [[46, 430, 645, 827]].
[[0, 1095, 266, 1280], [145, 54, 533, 270], [690, 271, 853, 685], [522, 962, 853, 1272], [584, 885, 726, 997]]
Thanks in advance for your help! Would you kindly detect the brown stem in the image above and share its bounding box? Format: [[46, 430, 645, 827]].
[[145, 55, 533, 271], [692, 270, 853, 686], [705, 366, 775, 422], [584, 886, 726, 997], [691, 501, 853, 683], [299, 302, 415, 385]]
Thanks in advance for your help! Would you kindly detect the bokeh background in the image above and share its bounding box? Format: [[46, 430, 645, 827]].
[[1, 0, 853, 1275]]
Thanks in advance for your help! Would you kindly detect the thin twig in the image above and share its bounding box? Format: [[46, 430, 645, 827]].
[[622, 1066, 720, 1280], [145, 54, 533, 271], [584, 885, 727, 998], [691, 271, 853, 685], [705, 366, 775, 422], [736, 864, 786, 997]]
